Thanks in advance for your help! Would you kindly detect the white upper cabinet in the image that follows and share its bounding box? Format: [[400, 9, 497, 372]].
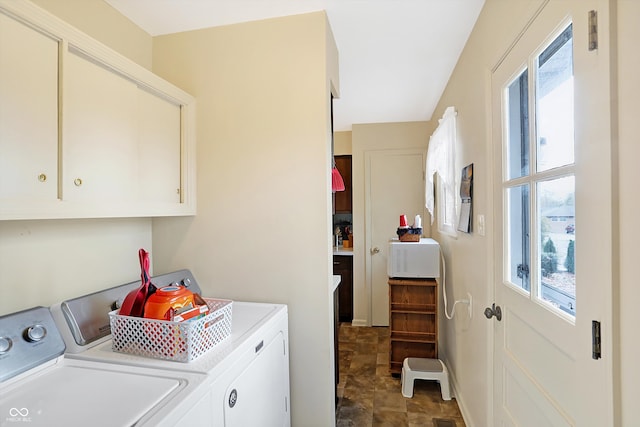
[[137, 87, 182, 205], [63, 47, 140, 204], [0, 0, 196, 220], [0, 12, 59, 206]]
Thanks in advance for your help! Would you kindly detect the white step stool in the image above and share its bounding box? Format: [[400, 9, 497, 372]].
[[401, 357, 452, 400]]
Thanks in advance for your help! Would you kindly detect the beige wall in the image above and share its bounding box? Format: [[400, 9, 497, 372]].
[[431, 0, 638, 425], [0, 218, 152, 314], [151, 12, 339, 426], [350, 121, 433, 326], [31, 0, 152, 69], [0, 0, 154, 316], [616, 1, 639, 424], [334, 130, 352, 155]]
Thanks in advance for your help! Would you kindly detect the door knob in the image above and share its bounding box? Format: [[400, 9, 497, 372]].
[[484, 303, 502, 321], [370, 247, 380, 255]]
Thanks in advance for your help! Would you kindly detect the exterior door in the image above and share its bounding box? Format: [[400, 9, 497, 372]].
[[490, 1, 613, 426], [366, 149, 426, 326]]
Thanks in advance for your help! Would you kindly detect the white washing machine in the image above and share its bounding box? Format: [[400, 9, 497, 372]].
[[50, 270, 291, 427], [0, 307, 211, 427]]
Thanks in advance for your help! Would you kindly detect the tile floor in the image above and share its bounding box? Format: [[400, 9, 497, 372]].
[[336, 323, 466, 427]]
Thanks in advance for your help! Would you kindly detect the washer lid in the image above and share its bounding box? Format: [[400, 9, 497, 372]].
[[1, 364, 180, 427]]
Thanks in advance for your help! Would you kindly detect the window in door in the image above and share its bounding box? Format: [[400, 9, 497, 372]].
[[504, 23, 576, 318]]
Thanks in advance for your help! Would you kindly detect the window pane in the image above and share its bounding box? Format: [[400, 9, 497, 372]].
[[506, 70, 529, 180], [537, 176, 575, 316], [507, 185, 530, 292], [536, 25, 574, 172]]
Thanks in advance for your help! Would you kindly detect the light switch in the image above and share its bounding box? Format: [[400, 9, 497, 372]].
[[477, 214, 485, 236]]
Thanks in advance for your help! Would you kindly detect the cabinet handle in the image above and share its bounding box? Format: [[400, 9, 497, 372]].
[[73, 178, 83, 187], [38, 173, 47, 182]]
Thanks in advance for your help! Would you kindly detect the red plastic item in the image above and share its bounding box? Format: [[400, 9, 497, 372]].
[[332, 167, 345, 192], [119, 249, 154, 317], [144, 285, 196, 321]]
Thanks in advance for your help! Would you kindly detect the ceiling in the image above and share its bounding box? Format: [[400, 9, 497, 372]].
[[105, 0, 485, 131]]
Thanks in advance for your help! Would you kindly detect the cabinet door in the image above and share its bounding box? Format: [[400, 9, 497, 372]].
[[137, 87, 181, 204], [63, 46, 138, 203], [333, 255, 353, 322], [0, 12, 58, 202], [224, 332, 289, 426]]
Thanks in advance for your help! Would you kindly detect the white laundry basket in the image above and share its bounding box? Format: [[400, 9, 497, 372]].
[[109, 298, 232, 362]]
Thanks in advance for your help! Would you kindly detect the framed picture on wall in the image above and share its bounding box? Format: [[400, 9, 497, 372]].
[[458, 163, 473, 233]]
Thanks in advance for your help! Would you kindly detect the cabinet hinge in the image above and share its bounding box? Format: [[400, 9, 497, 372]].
[[588, 10, 598, 51], [592, 320, 601, 359]]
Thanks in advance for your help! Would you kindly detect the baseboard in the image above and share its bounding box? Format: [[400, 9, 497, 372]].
[[444, 358, 474, 427], [351, 318, 368, 327]]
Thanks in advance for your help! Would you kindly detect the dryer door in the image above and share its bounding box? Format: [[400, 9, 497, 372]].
[[224, 331, 288, 427]]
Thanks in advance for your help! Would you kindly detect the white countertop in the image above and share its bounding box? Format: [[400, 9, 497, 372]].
[[333, 247, 353, 256]]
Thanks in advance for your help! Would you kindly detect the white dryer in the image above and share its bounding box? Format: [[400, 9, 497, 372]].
[[50, 270, 291, 427]]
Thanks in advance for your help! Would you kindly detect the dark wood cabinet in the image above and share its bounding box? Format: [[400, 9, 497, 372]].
[[333, 255, 353, 322], [388, 278, 438, 375], [334, 155, 352, 213]]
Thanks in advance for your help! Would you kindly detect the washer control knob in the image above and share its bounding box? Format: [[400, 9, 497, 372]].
[[0, 336, 13, 353], [24, 324, 47, 342], [181, 278, 192, 287]]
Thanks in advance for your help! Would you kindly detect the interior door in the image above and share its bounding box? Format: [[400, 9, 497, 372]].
[[366, 149, 426, 326], [490, 1, 613, 425]]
